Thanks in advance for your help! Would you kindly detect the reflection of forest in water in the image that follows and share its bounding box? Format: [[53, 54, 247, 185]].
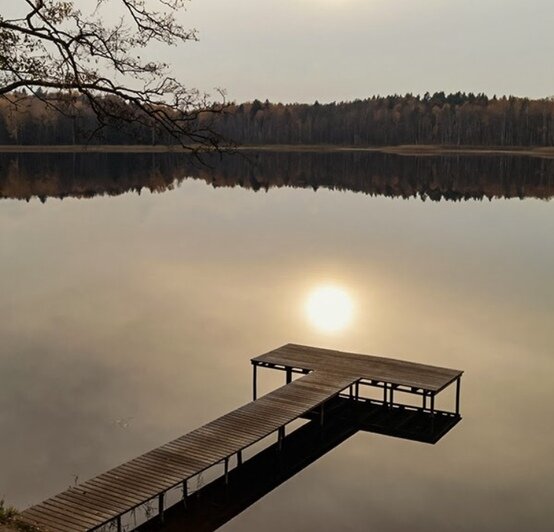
[[1, 151, 553, 201]]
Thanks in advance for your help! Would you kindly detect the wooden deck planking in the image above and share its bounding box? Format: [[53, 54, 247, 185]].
[[57, 489, 121, 516], [20, 370, 358, 532], [32, 502, 94, 527], [253, 344, 463, 392], [134, 452, 204, 477], [74, 480, 145, 508], [40, 501, 100, 529], [55, 491, 122, 520], [22, 506, 82, 532]]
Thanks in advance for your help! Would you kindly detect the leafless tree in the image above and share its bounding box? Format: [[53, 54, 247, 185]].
[[0, 1, 227, 150]]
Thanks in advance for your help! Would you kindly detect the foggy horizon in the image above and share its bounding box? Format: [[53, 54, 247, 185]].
[[176, 0, 554, 104]]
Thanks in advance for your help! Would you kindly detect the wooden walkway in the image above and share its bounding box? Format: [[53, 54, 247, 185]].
[[20, 345, 463, 532], [253, 344, 463, 393], [20, 370, 358, 532]]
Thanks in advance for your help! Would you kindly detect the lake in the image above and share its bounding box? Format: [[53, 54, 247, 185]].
[[1, 151, 553, 531]]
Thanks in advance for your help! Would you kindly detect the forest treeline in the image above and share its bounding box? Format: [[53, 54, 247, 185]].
[[1, 91, 554, 147], [1, 151, 552, 202]]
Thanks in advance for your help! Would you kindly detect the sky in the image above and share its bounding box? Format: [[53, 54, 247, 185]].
[[165, 0, 554, 103], [3, 0, 553, 103]]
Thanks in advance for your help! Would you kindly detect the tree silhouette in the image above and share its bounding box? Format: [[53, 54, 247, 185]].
[[0, 1, 226, 150]]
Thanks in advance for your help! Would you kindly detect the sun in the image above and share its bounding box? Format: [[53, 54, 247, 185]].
[[305, 285, 354, 333]]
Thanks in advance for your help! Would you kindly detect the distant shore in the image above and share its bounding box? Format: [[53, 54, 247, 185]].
[[0, 144, 554, 158]]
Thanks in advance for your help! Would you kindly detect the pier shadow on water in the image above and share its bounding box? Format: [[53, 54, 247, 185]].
[[137, 398, 460, 532]]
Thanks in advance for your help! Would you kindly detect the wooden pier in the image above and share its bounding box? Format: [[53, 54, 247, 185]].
[[20, 344, 463, 532]]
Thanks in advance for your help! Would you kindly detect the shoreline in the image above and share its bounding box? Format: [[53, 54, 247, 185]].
[[0, 144, 553, 158]]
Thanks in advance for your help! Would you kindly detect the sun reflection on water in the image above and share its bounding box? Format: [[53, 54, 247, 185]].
[[305, 284, 355, 333]]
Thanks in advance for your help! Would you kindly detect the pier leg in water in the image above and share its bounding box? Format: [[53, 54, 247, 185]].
[[182, 480, 188, 508], [456, 376, 461, 415], [252, 363, 257, 400], [430, 394, 435, 434], [158, 493, 165, 524]]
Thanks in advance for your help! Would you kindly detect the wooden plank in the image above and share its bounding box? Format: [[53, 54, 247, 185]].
[[110, 461, 179, 491], [81, 479, 149, 512], [19, 513, 67, 532], [54, 491, 117, 520], [252, 344, 462, 391], [127, 454, 188, 480], [82, 473, 155, 501], [186, 428, 260, 451], [97, 470, 166, 498], [192, 420, 268, 443], [129, 454, 193, 480], [162, 440, 226, 464], [40, 500, 101, 529], [147, 448, 210, 474], [263, 346, 448, 386], [238, 399, 309, 417], [125, 456, 189, 486], [22, 506, 84, 532], [161, 439, 223, 461], [67, 482, 141, 509], [19, 510, 69, 532], [82, 476, 149, 503], [228, 407, 292, 425], [55, 490, 123, 520], [182, 431, 245, 454], [113, 458, 180, 485]]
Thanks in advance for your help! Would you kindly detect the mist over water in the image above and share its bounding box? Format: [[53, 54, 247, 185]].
[[1, 152, 553, 531]]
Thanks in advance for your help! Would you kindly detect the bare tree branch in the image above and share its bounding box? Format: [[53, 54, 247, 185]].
[[0, 0, 229, 152]]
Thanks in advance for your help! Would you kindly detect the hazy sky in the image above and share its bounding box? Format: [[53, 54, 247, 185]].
[[167, 0, 554, 103], [4, 0, 553, 103]]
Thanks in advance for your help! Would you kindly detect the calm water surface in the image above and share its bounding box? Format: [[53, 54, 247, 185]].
[[1, 153, 553, 531]]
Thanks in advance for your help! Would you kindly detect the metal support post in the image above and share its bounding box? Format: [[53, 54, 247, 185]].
[[182, 479, 188, 507], [430, 394, 435, 433], [355, 381, 359, 400], [158, 493, 165, 523], [286, 367, 292, 384], [252, 363, 257, 401], [278, 426, 285, 451], [455, 376, 461, 415], [116, 516, 122, 532], [224, 457, 229, 485], [237, 450, 243, 466]]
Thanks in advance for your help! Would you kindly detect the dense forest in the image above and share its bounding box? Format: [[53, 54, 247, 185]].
[[216, 93, 554, 147], [1, 151, 552, 202], [1, 92, 554, 147]]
